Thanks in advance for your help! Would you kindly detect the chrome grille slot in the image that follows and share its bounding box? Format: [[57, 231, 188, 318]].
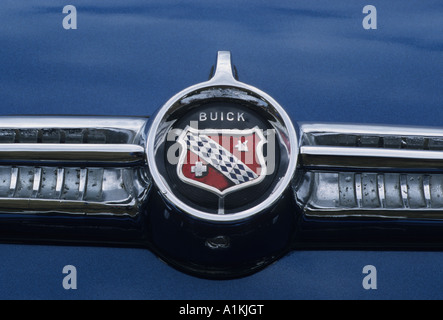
[[0, 130, 15, 143], [305, 133, 443, 150], [17, 129, 38, 143], [301, 123, 443, 152], [0, 128, 133, 144]]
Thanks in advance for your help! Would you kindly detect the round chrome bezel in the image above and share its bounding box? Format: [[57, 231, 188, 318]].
[[146, 52, 298, 222]]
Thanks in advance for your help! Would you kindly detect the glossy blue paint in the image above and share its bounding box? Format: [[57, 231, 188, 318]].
[[1, 0, 443, 299], [2, 245, 443, 299]]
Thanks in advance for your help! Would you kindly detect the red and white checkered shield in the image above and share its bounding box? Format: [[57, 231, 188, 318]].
[[177, 126, 267, 196]]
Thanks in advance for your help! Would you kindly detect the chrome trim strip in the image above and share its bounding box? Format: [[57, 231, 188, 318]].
[[0, 198, 139, 215], [0, 143, 145, 166], [300, 146, 443, 170], [0, 116, 148, 131], [300, 123, 443, 137]]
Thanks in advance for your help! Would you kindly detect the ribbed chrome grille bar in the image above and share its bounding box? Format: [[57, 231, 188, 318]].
[[295, 123, 443, 221], [0, 116, 150, 203], [0, 116, 151, 246]]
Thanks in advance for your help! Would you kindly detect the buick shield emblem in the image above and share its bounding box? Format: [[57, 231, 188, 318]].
[[147, 51, 298, 222], [177, 127, 267, 196]]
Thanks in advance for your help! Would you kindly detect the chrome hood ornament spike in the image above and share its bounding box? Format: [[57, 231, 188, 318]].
[[1, 51, 443, 278]]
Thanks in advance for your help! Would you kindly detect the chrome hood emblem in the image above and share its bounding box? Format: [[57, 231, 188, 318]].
[[1, 51, 443, 278], [147, 51, 297, 222]]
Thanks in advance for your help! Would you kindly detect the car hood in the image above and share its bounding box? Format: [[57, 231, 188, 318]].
[[1, 0, 443, 299]]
